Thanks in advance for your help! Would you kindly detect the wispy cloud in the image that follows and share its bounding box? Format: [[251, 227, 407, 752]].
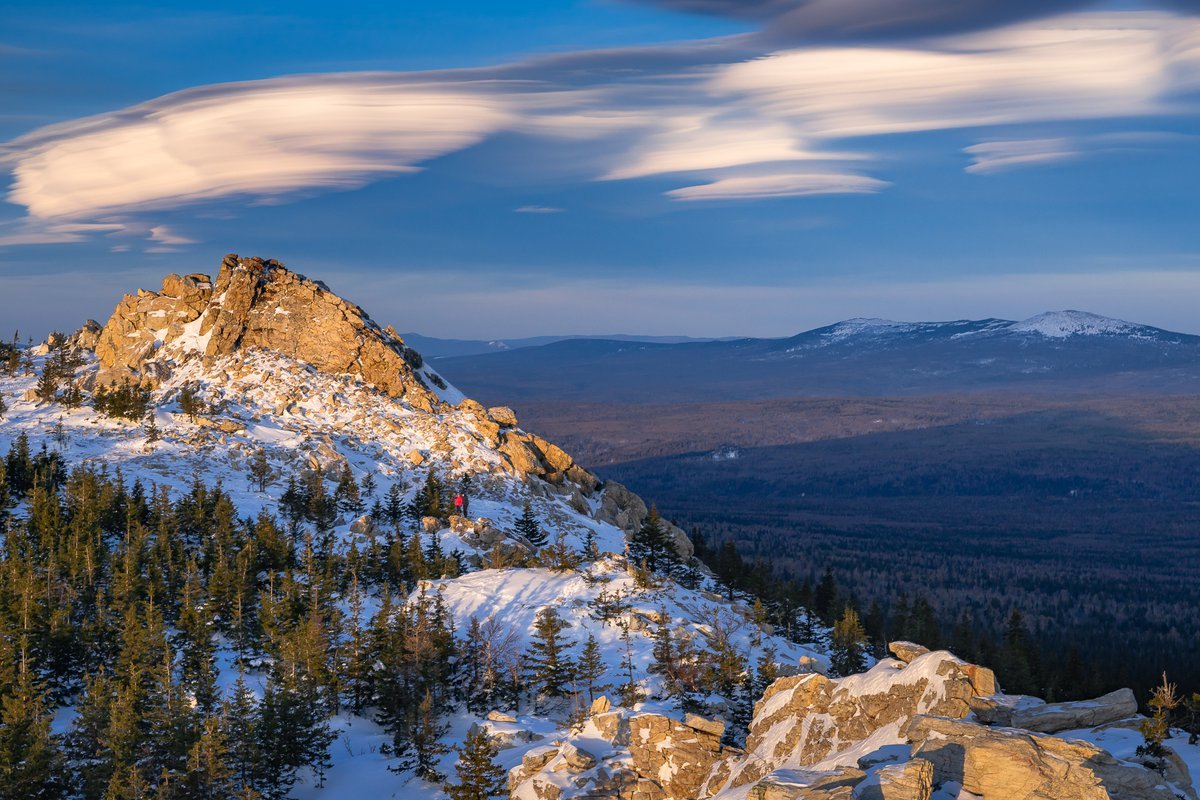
[[148, 224, 196, 246], [0, 220, 125, 246], [1, 10, 1197, 236], [965, 131, 1200, 173], [514, 205, 564, 213], [666, 171, 888, 200], [630, 0, 1099, 42], [964, 138, 1080, 174]]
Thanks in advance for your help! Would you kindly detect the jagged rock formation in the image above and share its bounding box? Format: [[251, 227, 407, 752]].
[[94, 254, 439, 408], [78, 254, 696, 557]]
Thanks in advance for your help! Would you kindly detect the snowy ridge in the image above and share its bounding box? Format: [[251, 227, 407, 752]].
[[1008, 310, 1145, 339], [0, 345, 824, 799]]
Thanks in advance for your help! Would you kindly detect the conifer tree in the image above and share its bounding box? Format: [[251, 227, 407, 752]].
[[0, 392, 7, 419], [0, 658, 68, 799], [143, 412, 160, 443], [408, 689, 450, 783], [249, 448, 271, 493], [575, 635, 608, 704], [223, 673, 263, 796], [629, 506, 674, 573], [829, 607, 869, 677], [513, 502, 545, 548], [814, 566, 838, 624], [446, 728, 506, 800], [525, 607, 574, 709], [34, 367, 57, 404], [334, 463, 362, 515]]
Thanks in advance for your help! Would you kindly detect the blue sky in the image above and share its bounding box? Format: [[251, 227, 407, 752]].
[[2, 0, 1198, 338]]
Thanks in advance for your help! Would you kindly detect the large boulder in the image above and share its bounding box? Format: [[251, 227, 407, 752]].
[[969, 688, 1138, 733], [747, 768, 865, 800], [627, 713, 728, 800], [709, 651, 996, 794], [905, 715, 1184, 800]]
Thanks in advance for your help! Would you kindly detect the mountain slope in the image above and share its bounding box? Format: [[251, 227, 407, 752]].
[[1, 257, 1196, 800]]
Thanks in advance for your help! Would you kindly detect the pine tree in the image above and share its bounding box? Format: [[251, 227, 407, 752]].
[[446, 727, 506, 800], [513, 502, 545, 548], [223, 674, 262, 795], [334, 463, 362, 515], [0, 392, 7, 420], [525, 607, 574, 709], [829, 607, 869, 677]]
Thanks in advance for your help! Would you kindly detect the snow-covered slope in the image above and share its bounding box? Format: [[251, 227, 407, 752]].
[[0, 281, 823, 799]]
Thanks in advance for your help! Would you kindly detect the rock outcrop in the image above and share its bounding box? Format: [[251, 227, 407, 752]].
[[707, 650, 996, 794], [93, 255, 441, 410], [905, 715, 1182, 800], [509, 707, 728, 800], [85, 255, 671, 539]]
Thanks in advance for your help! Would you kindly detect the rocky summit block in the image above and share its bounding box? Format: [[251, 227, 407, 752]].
[[93, 254, 439, 409]]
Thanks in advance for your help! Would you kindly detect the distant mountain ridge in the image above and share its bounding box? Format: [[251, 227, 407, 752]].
[[433, 311, 1200, 404], [399, 331, 735, 359]]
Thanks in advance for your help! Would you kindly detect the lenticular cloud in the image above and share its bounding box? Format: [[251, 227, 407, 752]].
[[2, 10, 1197, 224]]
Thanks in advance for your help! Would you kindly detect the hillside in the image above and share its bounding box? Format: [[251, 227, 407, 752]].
[[0, 255, 1196, 800]]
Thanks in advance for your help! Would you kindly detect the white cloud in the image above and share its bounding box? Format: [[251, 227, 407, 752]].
[[712, 12, 1193, 138], [6, 80, 514, 219], [1, 10, 1197, 229], [514, 205, 565, 213], [666, 171, 888, 199], [964, 130, 1200, 174], [148, 224, 196, 245], [0, 220, 126, 246], [964, 138, 1080, 173]]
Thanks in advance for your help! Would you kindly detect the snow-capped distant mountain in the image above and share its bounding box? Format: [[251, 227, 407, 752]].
[[1008, 310, 1148, 339], [435, 312, 1200, 404]]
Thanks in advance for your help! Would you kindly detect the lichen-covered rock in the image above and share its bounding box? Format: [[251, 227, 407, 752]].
[[861, 758, 933, 800]]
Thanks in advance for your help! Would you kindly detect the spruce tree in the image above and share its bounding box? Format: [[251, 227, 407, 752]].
[[0, 660, 68, 799], [409, 689, 449, 783], [513, 502, 545, 548], [575, 635, 608, 704], [446, 728, 506, 800], [629, 506, 673, 573], [813, 566, 838, 624], [525, 607, 574, 709]]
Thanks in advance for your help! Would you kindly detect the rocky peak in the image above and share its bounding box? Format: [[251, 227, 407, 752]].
[[93, 253, 438, 409]]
